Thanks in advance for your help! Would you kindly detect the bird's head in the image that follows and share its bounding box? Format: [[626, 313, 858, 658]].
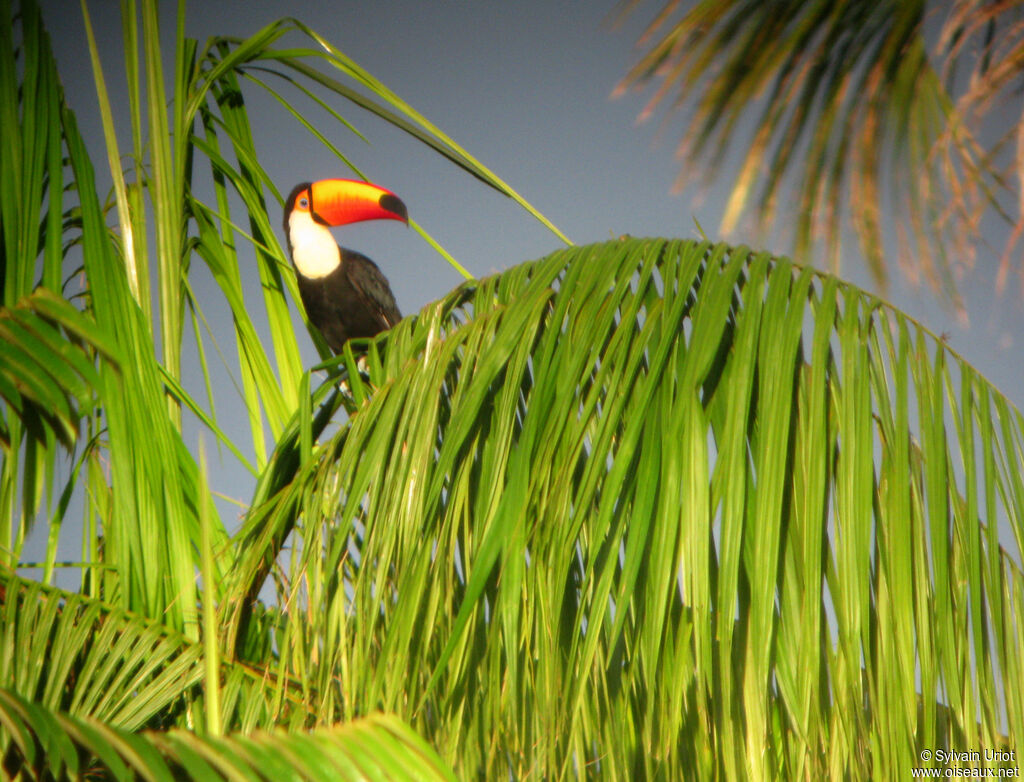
[[284, 179, 408, 278]]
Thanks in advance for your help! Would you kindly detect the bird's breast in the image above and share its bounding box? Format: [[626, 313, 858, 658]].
[[289, 212, 342, 279]]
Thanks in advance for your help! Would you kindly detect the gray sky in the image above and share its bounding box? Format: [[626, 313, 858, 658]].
[[29, 1, 1024, 552]]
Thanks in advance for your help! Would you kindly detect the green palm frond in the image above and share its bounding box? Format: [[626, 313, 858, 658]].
[[0, 0, 70, 569], [0, 575, 315, 735], [235, 238, 1022, 778], [0, 289, 116, 451], [0, 572, 407, 742], [612, 0, 1022, 305], [0, 576, 206, 732], [0, 685, 456, 781]]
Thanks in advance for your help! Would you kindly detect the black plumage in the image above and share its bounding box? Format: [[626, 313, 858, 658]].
[[294, 249, 401, 354]]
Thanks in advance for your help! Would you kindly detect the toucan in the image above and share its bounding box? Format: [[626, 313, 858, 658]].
[[283, 178, 408, 354]]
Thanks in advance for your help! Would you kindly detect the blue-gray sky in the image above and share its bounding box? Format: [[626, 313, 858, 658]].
[[29, 1, 1024, 551]]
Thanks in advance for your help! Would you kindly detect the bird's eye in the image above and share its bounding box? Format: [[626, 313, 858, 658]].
[[299, 197, 309, 208]]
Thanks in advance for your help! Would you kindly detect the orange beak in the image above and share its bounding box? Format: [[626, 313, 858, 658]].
[[296, 178, 408, 227]]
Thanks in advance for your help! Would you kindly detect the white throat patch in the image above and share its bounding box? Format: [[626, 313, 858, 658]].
[[288, 210, 341, 279]]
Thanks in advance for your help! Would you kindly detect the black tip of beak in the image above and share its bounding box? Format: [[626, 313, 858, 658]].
[[379, 193, 409, 224]]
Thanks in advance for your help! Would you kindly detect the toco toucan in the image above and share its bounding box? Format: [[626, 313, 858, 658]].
[[283, 178, 408, 353]]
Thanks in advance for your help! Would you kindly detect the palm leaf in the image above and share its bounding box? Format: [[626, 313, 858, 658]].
[[0, 686, 456, 781], [0, 0, 70, 568], [612, 0, 1021, 305], [0, 576, 205, 732], [0, 574, 318, 736], [0, 288, 118, 450], [233, 237, 1023, 778]]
